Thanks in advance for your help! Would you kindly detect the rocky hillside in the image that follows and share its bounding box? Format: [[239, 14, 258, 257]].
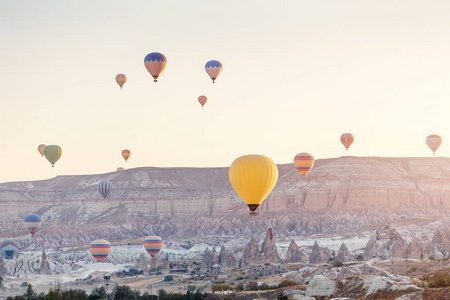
[[0, 157, 450, 246]]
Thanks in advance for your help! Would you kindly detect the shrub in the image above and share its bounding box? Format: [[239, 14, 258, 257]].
[[331, 259, 344, 268], [164, 275, 174, 281], [246, 281, 259, 291], [211, 284, 230, 292], [356, 255, 364, 261], [278, 280, 298, 288]]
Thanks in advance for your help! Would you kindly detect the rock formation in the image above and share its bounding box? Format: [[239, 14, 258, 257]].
[[218, 246, 236, 269], [406, 237, 424, 260], [239, 238, 262, 267], [212, 248, 219, 265], [39, 249, 52, 275], [336, 242, 352, 262], [363, 225, 408, 259], [202, 248, 213, 270], [260, 228, 280, 263], [136, 252, 148, 270], [431, 226, 450, 258], [285, 240, 307, 263], [309, 241, 324, 264]]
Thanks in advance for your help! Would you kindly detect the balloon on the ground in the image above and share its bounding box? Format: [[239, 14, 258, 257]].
[[122, 149, 131, 162], [0, 240, 20, 259], [205, 60, 222, 83], [117, 167, 124, 171], [229, 155, 278, 216], [340, 133, 354, 150], [89, 239, 111, 262], [144, 52, 167, 82], [198, 95, 207, 107], [115, 74, 127, 89], [44, 145, 62, 167], [98, 180, 112, 199], [293, 153, 315, 179], [24, 214, 42, 236], [37, 144, 46, 157], [143, 236, 163, 258], [426, 135, 442, 154]]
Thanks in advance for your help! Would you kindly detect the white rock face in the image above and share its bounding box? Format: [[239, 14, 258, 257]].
[[305, 275, 337, 297]]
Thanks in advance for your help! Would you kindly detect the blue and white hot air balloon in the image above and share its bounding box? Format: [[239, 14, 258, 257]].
[[24, 214, 42, 236], [98, 180, 112, 199], [205, 60, 223, 83], [0, 240, 20, 259]]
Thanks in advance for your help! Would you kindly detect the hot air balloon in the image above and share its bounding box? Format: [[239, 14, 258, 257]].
[[89, 239, 111, 262], [340, 133, 354, 150], [44, 145, 62, 167], [426, 135, 442, 154], [37, 144, 46, 157], [293, 153, 315, 179], [98, 180, 112, 199], [205, 60, 222, 83], [115, 74, 127, 89], [198, 95, 207, 107], [122, 149, 131, 162], [144, 52, 167, 82], [24, 214, 42, 236], [0, 240, 20, 259], [117, 167, 124, 171], [229, 155, 278, 216], [143, 236, 163, 258]]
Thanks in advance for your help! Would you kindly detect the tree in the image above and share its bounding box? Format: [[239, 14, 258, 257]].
[[113, 284, 137, 300], [26, 284, 33, 300], [246, 281, 258, 291], [88, 286, 105, 300], [331, 259, 343, 267]]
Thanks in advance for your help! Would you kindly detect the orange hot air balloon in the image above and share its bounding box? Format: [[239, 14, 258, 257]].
[[122, 149, 131, 162], [198, 95, 207, 107], [426, 135, 442, 154], [115, 74, 127, 89], [143, 236, 163, 258], [144, 52, 167, 82], [293, 153, 315, 179], [37, 144, 46, 157], [340, 133, 354, 150], [89, 239, 111, 262]]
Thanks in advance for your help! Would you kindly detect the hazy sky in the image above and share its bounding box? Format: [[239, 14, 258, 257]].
[[1, 0, 450, 183]]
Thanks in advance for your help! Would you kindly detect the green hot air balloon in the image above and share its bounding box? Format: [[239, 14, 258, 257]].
[[44, 145, 62, 167]]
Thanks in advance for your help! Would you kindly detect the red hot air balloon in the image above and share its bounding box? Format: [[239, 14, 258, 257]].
[[340, 133, 354, 150]]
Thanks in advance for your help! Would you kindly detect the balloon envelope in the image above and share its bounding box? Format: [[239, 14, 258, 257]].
[[0, 240, 20, 259], [24, 214, 42, 236], [143, 236, 163, 258], [115, 74, 127, 88], [98, 180, 112, 199], [426, 135, 442, 154], [340, 133, 354, 150], [229, 155, 278, 216], [44, 145, 62, 167], [122, 149, 131, 162], [205, 60, 223, 83], [89, 239, 111, 262], [144, 52, 167, 82], [198, 95, 207, 107], [117, 167, 124, 171], [293, 153, 315, 179], [37, 144, 46, 157]]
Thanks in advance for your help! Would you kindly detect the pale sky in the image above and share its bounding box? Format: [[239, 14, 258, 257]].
[[1, 0, 450, 183]]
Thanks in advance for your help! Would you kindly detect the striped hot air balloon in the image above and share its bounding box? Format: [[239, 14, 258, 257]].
[[24, 214, 42, 236], [115, 74, 127, 89], [143, 236, 163, 258], [293, 153, 315, 179], [340, 133, 354, 150], [37, 144, 46, 157], [44, 145, 62, 167], [89, 239, 111, 262], [122, 149, 131, 162], [144, 52, 167, 82], [0, 240, 20, 259], [426, 135, 442, 154], [205, 60, 222, 83], [198, 95, 207, 107], [98, 180, 112, 199]]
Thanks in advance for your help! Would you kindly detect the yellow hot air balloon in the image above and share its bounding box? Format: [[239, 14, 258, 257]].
[[229, 155, 278, 216], [115, 74, 127, 89], [426, 135, 442, 154], [293, 153, 315, 179], [44, 145, 62, 167], [37, 144, 46, 157], [122, 149, 131, 162], [198, 95, 207, 107]]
